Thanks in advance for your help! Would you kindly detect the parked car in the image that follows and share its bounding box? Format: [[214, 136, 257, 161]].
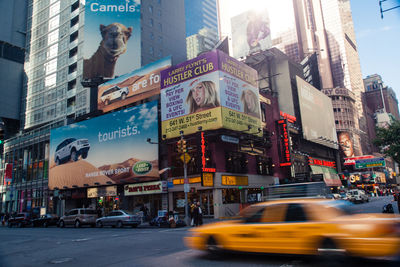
[[59, 208, 97, 228], [32, 214, 59, 227], [54, 138, 90, 165], [7, 212, 32, 228], [96, 210, 141, 228], [185, 199, 400, 260], [347, 189, 369, 203], [100, 85, 129, 105]]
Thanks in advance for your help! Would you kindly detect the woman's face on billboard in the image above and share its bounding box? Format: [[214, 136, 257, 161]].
[[244, 90, 256, 111], [192, 82, 205, 106]]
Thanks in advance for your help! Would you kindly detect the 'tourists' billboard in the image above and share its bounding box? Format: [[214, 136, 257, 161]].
[[83, 0, 141, 80], [160, 50, 261, 139], [231, 9, 271, 59], [49, 101, 159, 190], [98, 57, 171, 113]]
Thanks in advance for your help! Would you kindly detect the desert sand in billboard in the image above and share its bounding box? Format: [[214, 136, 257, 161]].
[[98, 158, 159, 184], [49, 157, 159, 189], [49, 160, 114, 190]]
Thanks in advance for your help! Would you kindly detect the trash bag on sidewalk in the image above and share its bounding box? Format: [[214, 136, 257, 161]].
[[382, 203, 394, 213]]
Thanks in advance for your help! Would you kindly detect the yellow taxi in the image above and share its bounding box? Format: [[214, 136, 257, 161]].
[[184, 198, 400, 259]]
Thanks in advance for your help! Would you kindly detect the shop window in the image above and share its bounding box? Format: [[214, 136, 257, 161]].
[[223, 188, 241, 204], [225, 151, 247, 173], [256, 156, 272, 175]]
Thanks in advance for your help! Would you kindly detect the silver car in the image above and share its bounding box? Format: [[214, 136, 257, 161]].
[[96, 210, 141, 228]]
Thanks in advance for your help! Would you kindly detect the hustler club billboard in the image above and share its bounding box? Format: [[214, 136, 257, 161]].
[[160, 50, 262, 139], [49, 100, 159, 189]]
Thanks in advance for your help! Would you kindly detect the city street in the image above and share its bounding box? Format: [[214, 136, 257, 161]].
[[0, 196, 399, 267]]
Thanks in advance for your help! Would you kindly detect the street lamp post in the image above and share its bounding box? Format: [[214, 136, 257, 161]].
[[180, 131, 190, 226]]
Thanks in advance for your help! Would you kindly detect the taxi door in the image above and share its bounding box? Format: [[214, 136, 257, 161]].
[[271, 203, 320, 255]]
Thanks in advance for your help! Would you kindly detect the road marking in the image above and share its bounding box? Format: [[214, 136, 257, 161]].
[[72, 238, 90, 242], [49, 258, 73, 264]]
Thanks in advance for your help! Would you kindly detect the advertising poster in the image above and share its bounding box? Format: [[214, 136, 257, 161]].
[[338, 131, 355, 157], [160, 50, 261, 139], [49, 101, 159, 190], [98, 56, 171, 113], [83, 0, 141, 80], [296, 76, 338, 149], [231, 9, 271, 59]]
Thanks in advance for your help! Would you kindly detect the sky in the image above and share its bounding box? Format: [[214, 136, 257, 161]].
[[218, 0, 400, 109], [350, 0, 400, 108]]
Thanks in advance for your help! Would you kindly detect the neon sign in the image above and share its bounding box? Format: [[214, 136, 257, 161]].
[[280, 111, 296, 123], [277, 120, 291, 167], [308, 157, 336, 168], [201, 132, 216, 173]]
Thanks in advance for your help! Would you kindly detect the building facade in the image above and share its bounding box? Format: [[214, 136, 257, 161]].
[[185, 0, 219, 59], [1, 0, 187, 215]]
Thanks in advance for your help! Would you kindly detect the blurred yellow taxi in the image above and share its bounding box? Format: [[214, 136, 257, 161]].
[[184, 198, 400, 259]]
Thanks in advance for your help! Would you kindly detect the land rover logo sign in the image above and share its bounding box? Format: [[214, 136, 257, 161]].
[[133, 161, 152, 175]]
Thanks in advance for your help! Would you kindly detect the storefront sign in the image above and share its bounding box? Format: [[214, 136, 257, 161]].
[[308, 157, 336, 168], [355, 157, 385, 169], [221, 175, 248, 186], [344, 155, 374, 166], [173, 177, 201, 185], [277, 119, 291, 167], [202, 173, 214, 187], [280, 111, 296, 123], [87, 186, 117, 198], [200, 132, 216, 172], [221, 135, 239, 144], [124, 181, 167, 196]]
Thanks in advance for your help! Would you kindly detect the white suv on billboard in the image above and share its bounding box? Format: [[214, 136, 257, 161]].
[[54, 138, 90, 165], [100, 85, 129, 105]]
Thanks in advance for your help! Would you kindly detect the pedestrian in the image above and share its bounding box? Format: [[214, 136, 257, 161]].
[[397, 193, 400, 214], [193, 202, 203, 227]]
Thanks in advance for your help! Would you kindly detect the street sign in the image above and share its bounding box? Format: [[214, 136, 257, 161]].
[[355, 157, 385, 169], [184, 183, 190, 193], [180, 153, 191, 163]]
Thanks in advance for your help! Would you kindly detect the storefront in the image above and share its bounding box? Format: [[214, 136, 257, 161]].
[[168, 173, 275, 219], [87, 186, 118, 216], [124, 181, 168, 219]]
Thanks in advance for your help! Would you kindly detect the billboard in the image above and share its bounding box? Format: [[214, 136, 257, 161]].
[[49, 100, 159, 190], [338, 131, 355, 157], [231, 9, 271, 59], [83, 0, 141, 80], [296, 76, 338, 149], [160, 50, 261, 139], [98, 57, 171, 113]]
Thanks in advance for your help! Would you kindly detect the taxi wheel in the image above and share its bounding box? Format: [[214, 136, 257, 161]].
[[206, 236, 221, 254], [318, 238, 346, 257]]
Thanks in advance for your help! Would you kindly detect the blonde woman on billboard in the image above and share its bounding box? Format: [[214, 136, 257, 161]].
[[186, 79, 220, 113], [241, 87, 260, 118]]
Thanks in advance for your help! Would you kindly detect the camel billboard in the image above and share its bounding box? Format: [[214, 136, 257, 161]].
[[82, 0, 141, 80], [49, 101, 159, 190]]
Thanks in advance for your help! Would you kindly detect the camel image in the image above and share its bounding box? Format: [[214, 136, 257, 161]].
[[83, 23, 132, 79]]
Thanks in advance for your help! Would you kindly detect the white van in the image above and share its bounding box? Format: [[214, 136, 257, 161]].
[[347, 189, 369, 203]]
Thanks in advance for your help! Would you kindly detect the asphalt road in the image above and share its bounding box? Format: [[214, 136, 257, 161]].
[[0, 196, 398, 267]]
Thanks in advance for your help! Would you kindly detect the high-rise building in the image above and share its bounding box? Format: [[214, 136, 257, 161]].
[[364, 74, 400, 122], [185, 0, 219, 59], [294, 0, 367, 156], [0, 0, 27, 138], [1, 0, 186, 214]]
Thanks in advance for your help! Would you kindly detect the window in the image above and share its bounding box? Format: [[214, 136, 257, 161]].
[[244, 207, 265, 223], [149, 18, 153, 27], [222, 188, 240, 204], [225, 151, 247, 173], [148, 5, 153, 14], [285, 204, 308, 222], [256, 156, 272, 175]]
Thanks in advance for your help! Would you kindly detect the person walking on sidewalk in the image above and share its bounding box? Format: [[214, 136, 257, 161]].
[[193, 202, 203, 227]]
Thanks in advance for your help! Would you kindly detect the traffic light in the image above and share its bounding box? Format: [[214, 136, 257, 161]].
[[181, 139, 187, 153], [176, 139, 187, 153]]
